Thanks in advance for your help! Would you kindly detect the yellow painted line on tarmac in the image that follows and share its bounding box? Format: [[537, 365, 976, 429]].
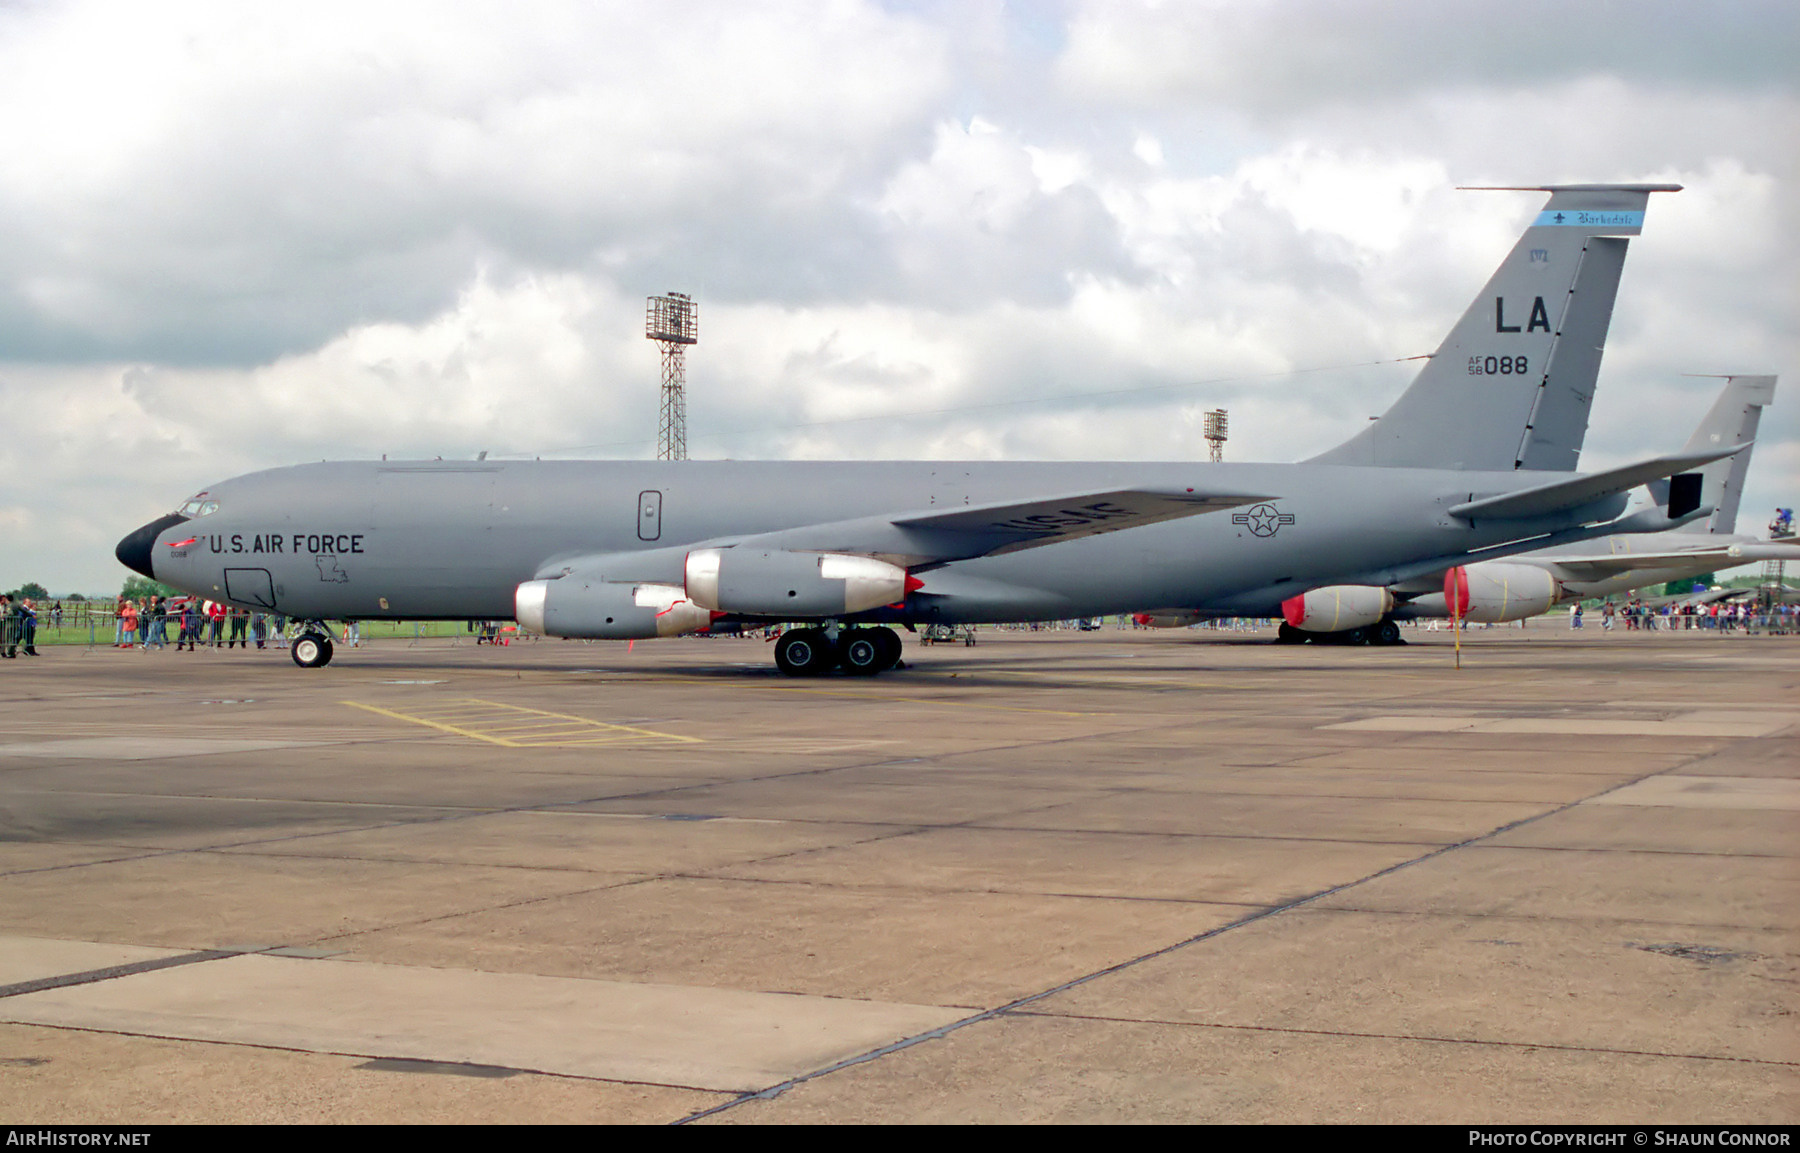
[[970, 669, 1228, 691], [556, 666, 1210, 696], [341, 699, 702, 748], [760, 685, 1100, 717], [341, 703, 513, 745], [549, 665, 1104, 716]]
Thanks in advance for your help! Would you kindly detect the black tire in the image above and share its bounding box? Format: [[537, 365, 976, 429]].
[[1374, 619, 1403, 645], [839, 631, 882, 676], [774, 629, 832, 677], [1276, 622, 1307, 644], [871, 627, 903, 671], [292, 632, 334, 668]]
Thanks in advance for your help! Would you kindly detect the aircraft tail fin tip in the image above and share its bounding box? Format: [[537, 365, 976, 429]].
[[1670, 374, 1777, 535], [1309, 184, 1679, 471]]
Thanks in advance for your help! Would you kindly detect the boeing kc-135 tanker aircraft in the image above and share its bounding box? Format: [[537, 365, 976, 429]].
[[117, 184, 1737, 675]]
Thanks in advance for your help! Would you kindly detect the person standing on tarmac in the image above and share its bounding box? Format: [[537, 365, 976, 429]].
[[0, 595, 13, 658], [178, 599, 198, 651], [14, 599, 38, 656], [228, 606, 249, 648], [146, 596, 167, 650]]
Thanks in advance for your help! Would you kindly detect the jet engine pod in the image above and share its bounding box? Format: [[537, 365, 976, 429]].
[[1432, 562, 1562, 623], [1282, 585, 1394, 633], [1133, 610, 1203, 629], [515, 578, 714, 639], [685, 548, 909, 617]]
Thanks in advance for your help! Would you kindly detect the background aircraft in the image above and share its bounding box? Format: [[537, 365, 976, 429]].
[[1156, 375, 1798, 641], [1392, 374, 1799, 625], [118, 184, 1728, 676]]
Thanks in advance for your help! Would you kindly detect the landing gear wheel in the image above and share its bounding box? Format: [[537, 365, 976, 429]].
[[292, 632, 334, 668], [775, 628, 834, 677], [1276, 622, 1306, 644], [839, 631, 883, 676], [1374, 620, 1403, 646], [871, 626, 903, 671]]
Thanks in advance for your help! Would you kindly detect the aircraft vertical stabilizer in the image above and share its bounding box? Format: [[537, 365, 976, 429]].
[[1673, 374, 1776, 535], [1310, 184, 1680, 472]]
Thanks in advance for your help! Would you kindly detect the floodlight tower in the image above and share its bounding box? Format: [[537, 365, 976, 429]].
[[1203, 408, 1228, 463], [647, 292, 698, 461]]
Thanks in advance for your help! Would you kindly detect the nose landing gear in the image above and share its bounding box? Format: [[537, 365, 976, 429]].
[[291, 625, 335, 668]]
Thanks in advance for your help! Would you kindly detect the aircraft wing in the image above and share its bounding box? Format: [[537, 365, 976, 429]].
[[534, 487, 1273, 584], [1449, 446, 1747, 521], [889, 488, 1274, 559], [1681, 588, 1745, 606], [1543, 541, 1800, 583]]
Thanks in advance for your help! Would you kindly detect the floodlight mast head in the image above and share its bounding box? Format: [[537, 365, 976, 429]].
[[1203, 408, 1228, 463], [647, 292, 698, 345]]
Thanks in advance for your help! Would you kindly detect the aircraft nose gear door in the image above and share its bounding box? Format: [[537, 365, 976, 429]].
[[638, 490, 662, 541]]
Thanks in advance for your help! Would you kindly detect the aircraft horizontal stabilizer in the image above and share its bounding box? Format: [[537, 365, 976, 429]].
[[892, 488, 1274, 558], [1448, 447, 1747, 521]]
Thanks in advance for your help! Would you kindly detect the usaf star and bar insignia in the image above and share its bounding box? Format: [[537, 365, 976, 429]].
[[1231, 503, 1296, 537]]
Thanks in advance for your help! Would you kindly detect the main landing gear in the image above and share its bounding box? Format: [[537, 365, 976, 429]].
[[774, 626, 904, 677], [291, 625, 335, 668], [1276, 619, 1404, 646]]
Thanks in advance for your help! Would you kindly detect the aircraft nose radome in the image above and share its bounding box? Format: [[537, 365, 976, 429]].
[[115, 513, 189, 579]]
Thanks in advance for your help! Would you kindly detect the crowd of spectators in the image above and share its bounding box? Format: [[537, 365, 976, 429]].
[[0, 595, 38, 656], [106, 595, 289, 651], [1584, 596, 1798, 633], [2, 589, 1795, 655]]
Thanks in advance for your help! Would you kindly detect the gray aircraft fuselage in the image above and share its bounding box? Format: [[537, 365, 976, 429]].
[[138, 457, 1623, 625]]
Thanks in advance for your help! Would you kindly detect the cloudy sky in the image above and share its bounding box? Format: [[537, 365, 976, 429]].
[[2, 0, 1795, 593]]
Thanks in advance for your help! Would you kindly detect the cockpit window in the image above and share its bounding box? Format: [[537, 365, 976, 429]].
[[177, 494, 220, 518]]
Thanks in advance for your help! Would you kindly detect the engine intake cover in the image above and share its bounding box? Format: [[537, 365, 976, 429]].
[[1430, 563, 1562, 623], [1282, 585, 1394, 633]]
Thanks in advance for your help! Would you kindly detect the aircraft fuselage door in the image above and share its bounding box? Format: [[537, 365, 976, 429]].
[[638, 490, 662, 541], [224, 567, 278, 609]]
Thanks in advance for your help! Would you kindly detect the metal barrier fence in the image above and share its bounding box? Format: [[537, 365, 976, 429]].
[[3, 609, 540, 650]]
